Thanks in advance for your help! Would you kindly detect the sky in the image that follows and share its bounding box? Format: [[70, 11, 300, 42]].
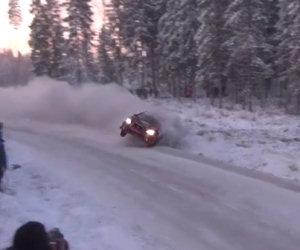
[[0, 0, 32, 55], [0, 0, 103, 55]]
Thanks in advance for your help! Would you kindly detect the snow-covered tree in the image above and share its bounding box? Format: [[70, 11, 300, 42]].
[[98, 1, 124, 84], [263, 0, 280, 65], [98, 25, 117, 83], [224, 0, 272, 110], [102, 0, 165, 89], [280, 1, 300, 113], [115, 0, 164, 90], [126, 0, 165, 93], [157, 0, 199, 97], [45, 0, 67, 79], [8, 0, 22, 29], [64, 0, 94, 84], [195, 0, 230, 107], [276, 1, 293, 109], [258, 0, 280, 104], [29, 0, 51, 76], [29, 0, 67, 79]]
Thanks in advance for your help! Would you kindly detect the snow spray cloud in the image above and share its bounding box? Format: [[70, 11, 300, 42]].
[[0, 77, 188, 148], [150, 111, 190, 149], [0, 77, 148, 132]]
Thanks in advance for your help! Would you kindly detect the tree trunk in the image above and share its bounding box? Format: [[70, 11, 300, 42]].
[[141, 60, 145, 89], [279, 81, 283, 108], [116, 46, 123, 85], [285, 91, 290, 113], [242, 86, 247, 110], [218, 80, 222, 109], [172, 75, 177, 98], [150, 46, 158, 97], [297, 93, 300, 115], [249, 84, 253, 112], [234, 82, 238, 105]]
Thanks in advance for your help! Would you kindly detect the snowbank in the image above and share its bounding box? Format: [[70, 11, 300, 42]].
[[152, 98, 300, 182]]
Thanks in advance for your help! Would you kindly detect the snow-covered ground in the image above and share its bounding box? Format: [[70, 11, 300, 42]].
[[2, 127, 300, 250], [1, 78, 300, 249], [1, 138, 170, 250], [152, 98, 300, 182]]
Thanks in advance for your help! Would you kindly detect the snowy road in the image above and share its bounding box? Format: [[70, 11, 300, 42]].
[[5, 126, 300, 250]]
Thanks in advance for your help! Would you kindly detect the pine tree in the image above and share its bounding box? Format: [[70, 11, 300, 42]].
[[98, 25, 116, 83], [64, 0, 94, 84], [224, 0, 272, 110], [284, 1, 300, 114], [258, 0, 280, 105], [8, 0, 22, 29], [29, 0, 67, 79], [130, 0, 165, 94], [29, 0, 51, 76], [195, 0, 230, 107], [276, 0, 296, 110], [106, 0, 165, 90], [157, 0, 199, 97], [101, 1, 124, 85], [45, 0, 67, 79]]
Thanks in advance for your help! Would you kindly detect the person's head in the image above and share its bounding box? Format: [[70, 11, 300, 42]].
[[12, 221, 51, 250]]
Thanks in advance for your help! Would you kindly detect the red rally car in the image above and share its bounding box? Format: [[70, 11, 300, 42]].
[[120, 112, 162, 146]]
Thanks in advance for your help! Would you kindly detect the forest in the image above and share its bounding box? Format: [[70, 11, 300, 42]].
[[3, 0, 300, 114]]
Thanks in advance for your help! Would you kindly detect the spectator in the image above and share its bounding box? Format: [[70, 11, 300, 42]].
[[5, 221, 69, 250], [0, 122, 7, 191], [5, 221, 51, 250]]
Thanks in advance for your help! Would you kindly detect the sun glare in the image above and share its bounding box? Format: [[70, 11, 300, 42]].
[[0, 0, 32, 55], [0, 0, 102, 56]]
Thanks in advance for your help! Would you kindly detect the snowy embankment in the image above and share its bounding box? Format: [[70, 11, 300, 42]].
[[152, 98, 300, 182]]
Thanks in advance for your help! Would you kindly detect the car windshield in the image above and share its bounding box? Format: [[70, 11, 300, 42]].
[[137, 113, 157, 124]]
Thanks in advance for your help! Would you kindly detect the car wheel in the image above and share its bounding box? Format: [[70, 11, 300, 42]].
[[120, 130, 127, 137]]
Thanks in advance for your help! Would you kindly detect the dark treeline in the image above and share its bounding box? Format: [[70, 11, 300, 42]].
[[0, 50, 32, 87], [11, 0, 300, 114]]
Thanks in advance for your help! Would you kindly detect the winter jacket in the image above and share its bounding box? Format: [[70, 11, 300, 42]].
[[0, 143, 7, 170], [0, 127, 7, 170]]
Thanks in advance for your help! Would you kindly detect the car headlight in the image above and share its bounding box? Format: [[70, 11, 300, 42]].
[[146, 129, 156, 136], [125, 118, 132, 124]]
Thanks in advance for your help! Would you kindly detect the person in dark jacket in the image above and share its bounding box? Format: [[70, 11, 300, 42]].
[[6, 221, 51, 250], [0, 122, 7, 190], [5, 221, 69, 250]]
